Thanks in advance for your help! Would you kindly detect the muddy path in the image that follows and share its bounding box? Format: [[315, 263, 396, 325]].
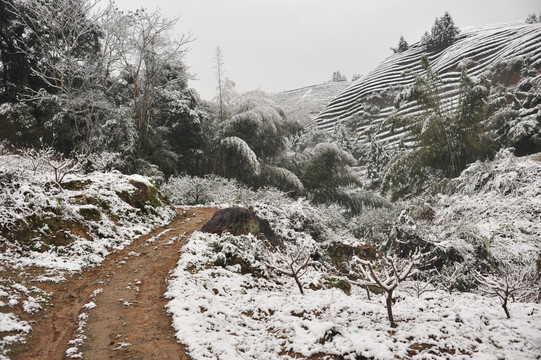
[[13, 207, 218, 360]]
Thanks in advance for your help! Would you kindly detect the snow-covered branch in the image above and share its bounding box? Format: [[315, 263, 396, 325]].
[[20, 143, 85, 184], [474, 265, 531, 319], [263, 239, 316, 295], [352, 253, 422, 326], [436, 262, 465, 294]]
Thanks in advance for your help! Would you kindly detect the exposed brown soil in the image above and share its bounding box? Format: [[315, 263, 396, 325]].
[[11, 207, 218, 360]]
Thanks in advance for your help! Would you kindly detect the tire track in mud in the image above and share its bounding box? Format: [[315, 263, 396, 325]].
[[13, 207, 218, 360]]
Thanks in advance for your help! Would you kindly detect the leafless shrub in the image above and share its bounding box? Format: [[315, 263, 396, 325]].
[[436, 262, 465, 294], [352, 253, 422, 326], [85, 152, 119, 172], [404, 274, 438, 298], [263, 239, 316, 295], [474, 264, 531, 319], [20, 141, 85, 184], [43, 152, 85, 184]]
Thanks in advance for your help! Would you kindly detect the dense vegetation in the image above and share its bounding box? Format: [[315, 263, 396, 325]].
[[0, 0, 392, 215], [1, 4, 540, 359]]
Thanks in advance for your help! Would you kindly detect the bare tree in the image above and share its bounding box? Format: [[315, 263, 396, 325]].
[[436, 262, 465, 294], [20, 140, 84, 184], [263, 240, 316, 295], [405, 275, 437, 299], [474, 265, 530, 319], [117, 8, 193, 157], [20, 146, 49, 175], [214, 46, 226, 122], [43, 152, 85, 184], [212, 46, 237, 123], [353, 253, 421, 327]]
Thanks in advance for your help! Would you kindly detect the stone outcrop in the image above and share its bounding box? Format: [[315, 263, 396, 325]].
[[201, 207, 280, 247]]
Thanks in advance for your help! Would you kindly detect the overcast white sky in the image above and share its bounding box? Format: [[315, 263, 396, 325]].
[[113, 0, 540, 101]]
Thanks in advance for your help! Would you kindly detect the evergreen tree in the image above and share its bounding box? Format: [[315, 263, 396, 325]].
[[391, 36, 409, 53], [0, 0, 39, 103], [5, 0, 108, 153], [149, 62, 207, 177], [525, 14, 540, 24], [332, 71, 347, 82], [422, 11, 460, 51]]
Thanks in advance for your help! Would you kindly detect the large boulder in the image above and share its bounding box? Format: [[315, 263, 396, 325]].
[[201, 207, 280, 247]]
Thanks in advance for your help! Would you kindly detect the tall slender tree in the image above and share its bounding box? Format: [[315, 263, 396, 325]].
[[214, 46, 226, 122]]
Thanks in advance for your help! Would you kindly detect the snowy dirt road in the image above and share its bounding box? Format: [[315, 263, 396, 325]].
[[11, 207, 218, 360]]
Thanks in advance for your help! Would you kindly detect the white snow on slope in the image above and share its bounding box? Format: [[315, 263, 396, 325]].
[[409, 150, 541, 265], [315, 23, 541, 143], [0, 154, 175, 271], [166, 231, 541, 360]]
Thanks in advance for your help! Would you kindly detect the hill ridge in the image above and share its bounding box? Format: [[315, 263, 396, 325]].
[[314, 22, 541, 145]]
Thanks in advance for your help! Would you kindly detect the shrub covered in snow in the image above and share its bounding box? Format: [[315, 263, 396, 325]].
[[380, 150, 541, 294], [0, 153, 176, 271], [161, 175, 247, 206]]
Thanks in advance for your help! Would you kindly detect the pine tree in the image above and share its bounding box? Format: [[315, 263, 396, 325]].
[[332, 71, 347, 82], [422, 11, 460, 51], [525, 14, 539, 24], [391, 36, 409, 53]]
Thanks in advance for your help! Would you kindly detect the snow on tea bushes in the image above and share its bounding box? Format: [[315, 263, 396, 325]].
[[161, 175, 247, 206], [315, 23, 541, 147], [435, 150, 541, 264]]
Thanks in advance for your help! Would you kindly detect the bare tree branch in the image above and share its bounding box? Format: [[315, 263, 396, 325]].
[[474, 264, 531, 319], [353, 253, 421, 326], [263, 239, 316, 295]]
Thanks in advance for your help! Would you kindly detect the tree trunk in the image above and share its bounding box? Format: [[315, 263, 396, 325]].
[[385, 291, 396, 327], [502, 297, 510, 319], [293, 274, 304, 295]]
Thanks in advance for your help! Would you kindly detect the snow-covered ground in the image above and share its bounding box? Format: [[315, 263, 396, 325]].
[[165, 152, 541, 360], [0, 153, 175, 358], [2, 150, 540, 359], [166, 231, 541, 360]]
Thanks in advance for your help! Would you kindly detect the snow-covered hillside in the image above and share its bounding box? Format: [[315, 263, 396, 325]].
[[397, 149, 541, 268], [315, 23, 541, 145], [164, 157, 541, 359], [272, 82, 352, 118]]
